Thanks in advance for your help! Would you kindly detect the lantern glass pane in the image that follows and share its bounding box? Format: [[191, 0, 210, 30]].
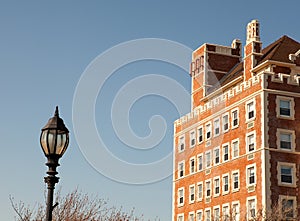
[[47, 129, 57, 154], [56, 132, 67, 155], [40, 131, 49, 155]]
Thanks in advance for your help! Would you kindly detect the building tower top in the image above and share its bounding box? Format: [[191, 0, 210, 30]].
[[246, 19, 260, 44]]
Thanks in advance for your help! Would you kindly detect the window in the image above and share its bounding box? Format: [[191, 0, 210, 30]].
[[178, 188, 184, 207], [232, 201, 240, 221], [214, 177, 220, 196], [205, 180, 211, 198], [247, 132, 255, 152], [196, 210, 203, 221], [222, 174, 229, 194], [189, 185, 195, 203], [281, 166, 292, 183], [178, 214, 184, 221], [231, 109, 239, 128], [246, 100, 255, 121], [222, 144, 229, 162], [205, 151, 212, 168], [280, 100, 291, 116], [178, 161, 185, 178], [222, 204, 230, 221], [214, 147, 220, 165], [205, 208, 211, 221], [247, 198, 256, 219], [179, 135, 185, 152], [190, 157, 195, 174], [247, 165, 256, 186], [279, 195, 297, 219], [214, 118, 220, 137], [232, 139, 239, 159], [276, 96, 294, 119], [189, 212, 195, 221], [197, 182, 203, 201], [281, 133, 291, 149], [206, 123, 212, 140], [232, 171, 239, 191], [277, 129, 295, 151], [222, 113, 229, 133], [213, 207, 220, 221], [278, 162, 296, 187], [198, 154, 203, 171], [190, 130, 196, 147], [198, 126, 204, 143]]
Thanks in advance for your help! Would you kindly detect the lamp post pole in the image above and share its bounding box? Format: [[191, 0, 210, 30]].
[[40, 107, 69, 221], [44, 157, 59, 221]]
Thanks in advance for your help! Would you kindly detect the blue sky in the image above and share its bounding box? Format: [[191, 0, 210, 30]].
[[1, 1, 300, 220]]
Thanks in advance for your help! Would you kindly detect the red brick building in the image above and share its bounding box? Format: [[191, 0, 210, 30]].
[[173, 20, 300, 221]]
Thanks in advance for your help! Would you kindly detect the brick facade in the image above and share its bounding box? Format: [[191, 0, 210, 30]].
[[173, 20, 300, 221]]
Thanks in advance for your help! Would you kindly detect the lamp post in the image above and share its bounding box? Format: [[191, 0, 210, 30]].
[[40, 106, 69, 221]]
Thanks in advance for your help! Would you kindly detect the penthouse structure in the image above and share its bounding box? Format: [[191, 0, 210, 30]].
[[173, 20, 300, 220]]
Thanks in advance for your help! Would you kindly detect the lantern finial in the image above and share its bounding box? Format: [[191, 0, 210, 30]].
[[55, 106, 59, 117]]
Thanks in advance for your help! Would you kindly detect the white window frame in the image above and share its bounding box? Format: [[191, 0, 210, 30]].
[[278, 195, 297, 219], [277, 162, 296, 187], [222, 143, 230, 162], [213, 176, 220, 197], [178, 160, 185, 178], [246, 196, 257, 220], [276, 96, 295, 120], [177, 213, 184, 221], [190, 130, 196, 148], [205, 208, 211, 221], [197, 181, 203, 201], [196, 209, 203, 221], [231, 108, 239, 129], [232, 170, 240, 192], [213, 146, 220, 165], [205, 179, 212, 198], [231, 138, 239, 159], [197, 154, 203, 171], [213, 205, 220, 221], [178, 187, 185, 207], [245, 99, 256, 122], [189, 211, 195, 221], [205, 122, 212, 140], [222, 173, 230, 195], [190, 157, 195, 174], [232, 201, 240, 221], [222, 112, 229, 133], [189, 184, 195, 204], [246, 164, 256, 187], [222, 203, 230, 221], [198, 126, 204, 144], [205, 150, 212, 169], [179, 135, 185, 152], [213, 117, 220, 137], [246, 131, 256, 153], [277, 128, 295, 152]]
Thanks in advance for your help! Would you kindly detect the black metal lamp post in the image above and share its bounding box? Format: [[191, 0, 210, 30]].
[[40, 106, 69, 221]]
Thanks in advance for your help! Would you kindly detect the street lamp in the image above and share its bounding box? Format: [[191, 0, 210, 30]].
[[40, 106, 69, 221]]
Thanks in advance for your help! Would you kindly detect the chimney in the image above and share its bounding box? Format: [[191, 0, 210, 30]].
[[247, 19, 260, 44], [244, 19, 263, 81]]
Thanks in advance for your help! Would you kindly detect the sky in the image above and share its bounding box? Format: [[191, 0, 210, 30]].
[[1, 1, 300, 220]]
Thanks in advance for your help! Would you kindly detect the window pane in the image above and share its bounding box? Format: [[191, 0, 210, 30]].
[[281, 166, 292, 183], [280, 133, 292, 149], [282, 199, 294, 218], [280, 100, 290, 109], [248, 167, 255, 184], [198, 155, 203, 171]]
